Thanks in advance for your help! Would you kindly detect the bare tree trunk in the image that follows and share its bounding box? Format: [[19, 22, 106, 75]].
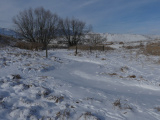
[[90, 46, 92, 52], [46, 45, 48, 58], [75, 44, 78, 55]]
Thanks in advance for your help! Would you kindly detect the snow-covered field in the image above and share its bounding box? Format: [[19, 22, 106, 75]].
[[0, 46, 160, 120]]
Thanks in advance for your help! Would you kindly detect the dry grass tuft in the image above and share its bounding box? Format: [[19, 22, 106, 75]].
[[123, 44, 144, 50], [101, 58, 106, 60], [108, 73, 117, 76], [128, 75, 136, 78], [47, 95, 64, 103], [15, 42, 43, 50], [119, 42, 124, 44], [113, 99, 121, 109], [123, 104, 133, 110], [139, 42, 160, 56], [143, 42, 160, 56], [113, 99, 133, 111], [155, 107, 160, 112]]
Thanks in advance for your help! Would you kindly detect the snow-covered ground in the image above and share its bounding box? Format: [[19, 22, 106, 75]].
[[0, 46, 160, 120]]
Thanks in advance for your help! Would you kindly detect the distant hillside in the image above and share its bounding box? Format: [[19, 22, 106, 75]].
[[0, 28, 19, 38], [100, 33, 160, 43]]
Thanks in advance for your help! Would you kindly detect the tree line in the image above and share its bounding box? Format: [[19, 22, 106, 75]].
[[13, 7, 92, 57]]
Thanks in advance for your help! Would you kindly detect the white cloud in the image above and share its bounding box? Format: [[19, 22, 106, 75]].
[[78, 0, 99, 8]]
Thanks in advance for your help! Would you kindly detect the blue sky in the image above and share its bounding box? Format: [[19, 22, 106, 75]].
[[0, 0, 160, 34]]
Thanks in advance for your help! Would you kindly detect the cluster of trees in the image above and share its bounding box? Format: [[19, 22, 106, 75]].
[[88, 33, 106, 46], [13, 7, 92, 57]]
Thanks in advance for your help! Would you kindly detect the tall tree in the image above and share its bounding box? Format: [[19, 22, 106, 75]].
[[13, 7, 59, 58], [88, 33, 106, 46], [13, 8, 36, 42], [60, 17, 92, 47]]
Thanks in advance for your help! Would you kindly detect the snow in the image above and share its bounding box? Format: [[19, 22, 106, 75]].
[[101, 33, 160, 43], [0, 46, 160, 120]]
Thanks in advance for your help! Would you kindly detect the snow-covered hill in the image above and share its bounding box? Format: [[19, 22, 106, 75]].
[[0, 28, 18, 38], [101, 33, 160, 43]]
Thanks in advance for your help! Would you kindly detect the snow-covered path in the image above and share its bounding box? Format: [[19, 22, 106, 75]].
[[0, 47, 160, 120]]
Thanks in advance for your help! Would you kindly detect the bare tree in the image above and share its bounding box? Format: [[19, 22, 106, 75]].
[[13, 8, 36, 42], [60, 17, 91, 47], [88, 33, 106, 45], [13, 7, 59, 58], [34, 7, 59, 58]]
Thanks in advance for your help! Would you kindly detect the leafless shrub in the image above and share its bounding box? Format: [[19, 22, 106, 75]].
[[88, 33, 106, 45]]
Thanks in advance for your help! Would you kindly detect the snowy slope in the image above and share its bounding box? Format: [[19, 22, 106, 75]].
[[0, 28, 18, 38], [0, 47, 160, 119], [100, 33, 160, 43]]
